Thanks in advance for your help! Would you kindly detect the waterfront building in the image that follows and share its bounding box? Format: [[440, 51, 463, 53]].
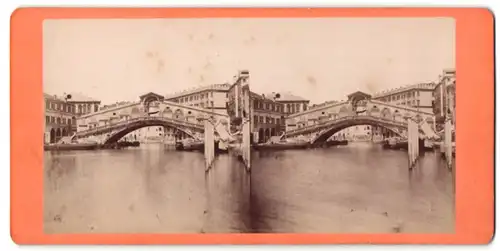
[[66, 92, 102, 116], [164, 84, 231, 115], [264, 92, 310, 115], [44, 92, 101, 144], [372, 82, 436, 114], [250, 92, 286, 143], [331, 125, 376, 141]]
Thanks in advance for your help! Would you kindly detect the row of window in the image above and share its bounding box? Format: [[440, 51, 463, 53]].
[[377, 91, 420, 103], [253, 115, 284, 125], [174, 91, 218, 104], [395, 100, 421, 107], [45, 115, 76, 125], [45, 100, 99, 114], [185, 101, 215, 108], [253, 100, 307, 114]]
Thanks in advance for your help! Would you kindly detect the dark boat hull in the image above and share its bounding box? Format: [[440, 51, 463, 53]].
[[325, 140, 348, 147], [253, 142, 310, 151], [117, 141, 140, 148], [44, 143, 99, 151], [175, 141, 226, 153], [382, 139, 430, 152]]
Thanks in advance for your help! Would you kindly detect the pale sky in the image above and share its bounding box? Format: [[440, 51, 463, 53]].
[[43, 18, 455, 105]]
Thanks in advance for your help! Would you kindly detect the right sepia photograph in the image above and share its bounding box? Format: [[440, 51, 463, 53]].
[[43, 17, 455, 234]]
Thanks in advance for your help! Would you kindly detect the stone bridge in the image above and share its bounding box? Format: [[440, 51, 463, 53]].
[[72, 92, 229, 144], [284, 91, 436, 145]]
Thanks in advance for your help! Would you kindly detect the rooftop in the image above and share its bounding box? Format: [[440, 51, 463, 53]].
[[372, 82, 437, 98], [100, 101, 133, 110], [263, 92, 309, 102], [43, 92, 65, 101], [65, 92, 101, 102], [164, 83, 232, 99], [309, 100, 340, 108]]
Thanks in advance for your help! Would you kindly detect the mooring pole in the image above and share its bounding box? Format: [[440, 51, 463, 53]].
[[204, 118, 215, 172], [407, 118, 419, 169], [444, 119, 453, 169], [241, 119, 251, 171]]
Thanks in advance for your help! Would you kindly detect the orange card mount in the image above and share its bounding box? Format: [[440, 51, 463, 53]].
[[10, 8, 494, 244]]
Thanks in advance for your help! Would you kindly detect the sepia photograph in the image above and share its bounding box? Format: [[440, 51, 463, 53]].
[[43, 17, 456, 234]]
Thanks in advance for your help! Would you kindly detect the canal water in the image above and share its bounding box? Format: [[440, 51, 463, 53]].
[[44, 142, 455, 234]]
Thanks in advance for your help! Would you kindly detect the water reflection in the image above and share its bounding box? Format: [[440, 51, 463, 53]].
[[203, 155, 251, 233], [44, 142, 454, 234]]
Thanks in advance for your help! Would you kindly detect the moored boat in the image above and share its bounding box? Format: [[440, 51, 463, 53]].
[[44, 142, 99, 151], [253, 138, 310, 151]]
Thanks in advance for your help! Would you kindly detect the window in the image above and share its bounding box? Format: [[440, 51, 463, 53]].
[[45, 116, 50, 124], [296, 104, 300, 111], [303, 103, 307, 111], [45, 101, 50, 109], [254, 115, 258, 124], [259, 116, 264, 123], [210, 92, 213, 97], [51, 117, 55, 123], [276, 118, 280, 125], [56, 117, 61, 124], [94, 105, 98, 112], [210, 101, 214, 107]]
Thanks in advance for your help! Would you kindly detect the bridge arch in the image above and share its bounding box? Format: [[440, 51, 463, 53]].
[[338, 106, 349, 117], [393, 110, 402, 122], [130, 107, 141, 118], [102, 118, 198, 145], [50, 128, 56, 143], [369, 105, 380, 117], [381, 107, 391, 119], [161, 107, 173, 117], [173, 109, 184, 120], [310, 116, 405, 146]]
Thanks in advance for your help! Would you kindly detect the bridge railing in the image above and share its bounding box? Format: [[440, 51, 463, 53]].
[[285, 115, 408, 136], [75, 116, 204, 137]]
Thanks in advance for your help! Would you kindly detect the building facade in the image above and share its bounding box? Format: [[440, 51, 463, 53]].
[[44, 92, 101, 144], [433, 69, 456, 131], [372, 82, 437, 114], [164, 84, 231, 115], [264, 92, 310, 115], [250, 92, 287, 143], [331, 125, 378, 141]]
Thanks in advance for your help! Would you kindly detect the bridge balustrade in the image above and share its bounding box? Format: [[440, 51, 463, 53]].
[[285, 114, 408, 136], [75, 116, 204, 138]]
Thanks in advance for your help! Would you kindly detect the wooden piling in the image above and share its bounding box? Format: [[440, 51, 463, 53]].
[[204, 119, 215, 171], [241, 120, 251, 171], [407, 119, 419, 169], [444, 119, 453, 169]]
